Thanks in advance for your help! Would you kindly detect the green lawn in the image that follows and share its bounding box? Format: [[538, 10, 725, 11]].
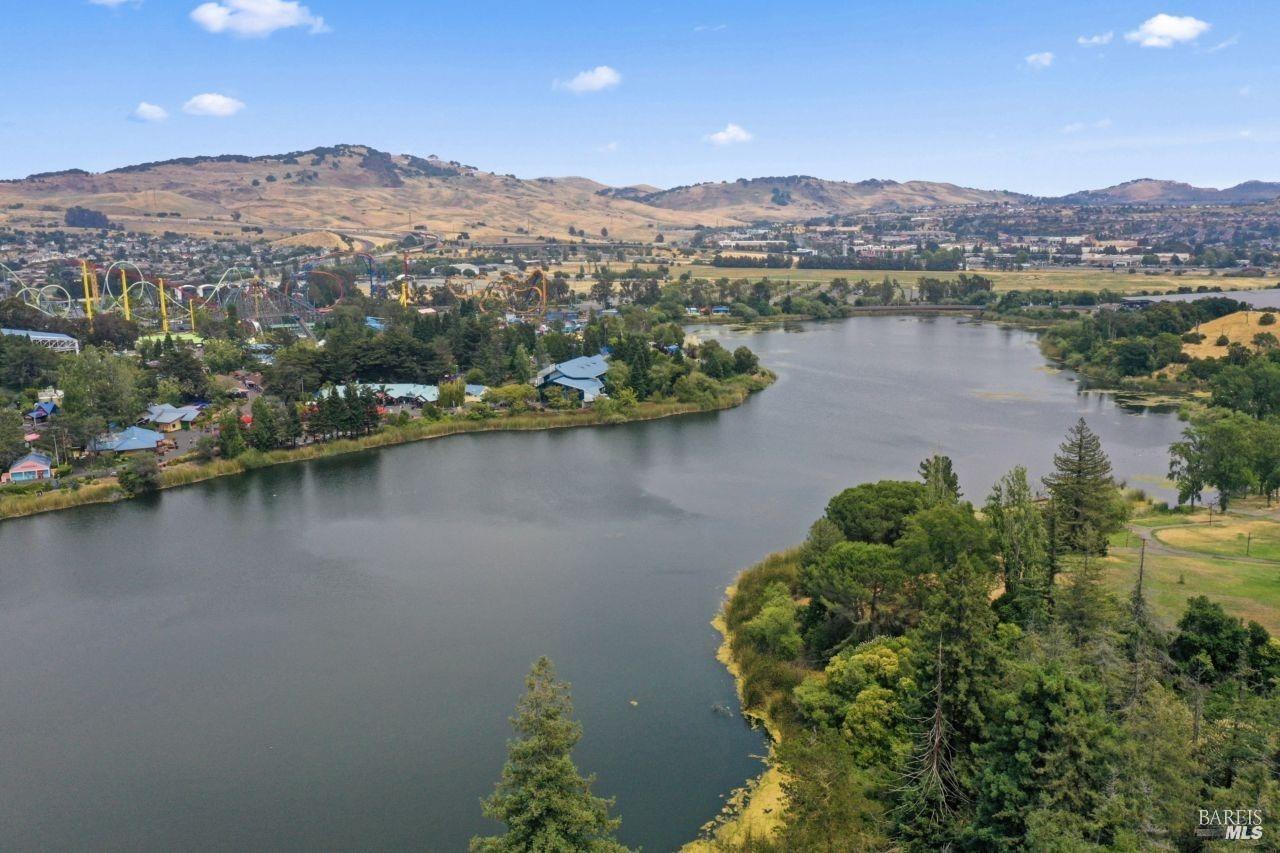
[[1101, 544, 1280, 634], [1154, 517, 1280, 562], [1101, 505, 1280, 633]]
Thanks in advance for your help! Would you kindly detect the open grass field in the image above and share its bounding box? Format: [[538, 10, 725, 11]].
[[1182, 310, 1279, 359], [1156, 516, 1280, 562], [674, 265, 1273, 295], [1101, 546, 1280, 634], [1102, 504, 1280, 634]]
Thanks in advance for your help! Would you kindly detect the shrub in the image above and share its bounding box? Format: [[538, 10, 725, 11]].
[[1260, 313, 1276, 326], [117, 453, 160, 496], [1215, 334, 1231, 346], [741, 582, 803, 659]]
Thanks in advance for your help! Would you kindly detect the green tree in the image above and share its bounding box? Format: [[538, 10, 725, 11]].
[[1043, 418, 1126, 553], [217, 410, 247, 458], [471, 658, 628, 853], [970, 658, 1121, 850], [117, 452, 160, 496], [0, 409, 26, 468], [825, 480, 926, 544], [803, 541, 905, 639], [742, 581, 803, 658], [1170, 411, 1259, 510], [919, 454, 961, 506], [247, 397, 280, 451], [58, 346, 143, 444], [439, 379, 466, 408], [986, 467, 1050, 627]]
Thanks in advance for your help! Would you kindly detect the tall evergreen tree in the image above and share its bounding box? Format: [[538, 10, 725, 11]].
[[986, 466, 1051, 627], [1043, 419, 1126, 554], [919, 454, 961, 506], [471, 658, 628, 853]]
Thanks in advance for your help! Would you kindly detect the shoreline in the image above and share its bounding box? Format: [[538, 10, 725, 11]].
[[684, 569, 792, 850], [0, 372, 773, 522]]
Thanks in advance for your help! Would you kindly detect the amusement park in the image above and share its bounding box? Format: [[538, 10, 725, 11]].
[[0, 250, 564, 341]]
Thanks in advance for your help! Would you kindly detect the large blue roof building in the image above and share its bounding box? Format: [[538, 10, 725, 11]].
[[535, 354, 609, 403]]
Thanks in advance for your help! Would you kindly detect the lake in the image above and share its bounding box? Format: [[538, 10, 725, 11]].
[[0, 318, 1185, 851]]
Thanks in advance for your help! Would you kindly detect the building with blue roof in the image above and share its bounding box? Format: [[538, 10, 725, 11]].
[[2, 452, 54, 484], [25, 401, 58, 423], [145, 403, 202, 431], [535, 354, 609, 403], [88, 426, 163, 454]]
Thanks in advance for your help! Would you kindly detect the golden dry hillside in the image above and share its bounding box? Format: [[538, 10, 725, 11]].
[[0, 144, 1039, 241], [1183, 310, 1280, 359], [628, 175, 1026, 221], [0, 144, 725, 243]]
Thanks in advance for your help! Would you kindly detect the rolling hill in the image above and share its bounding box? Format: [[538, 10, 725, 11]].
[[0, 144, 719, 243], [0, 145, 1032, 242], [1057, 178, 1280, 206], [616, 175, 1029, 220], [2, 144, 1277, 245]]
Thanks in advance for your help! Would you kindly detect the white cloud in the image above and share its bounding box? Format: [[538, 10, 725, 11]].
[[1239, 85, 1253, 97], [1125, 14, 1210, 48], [89, 0, 134, 6], [554, 65, 621, 94], [190, 0, 328, 38], [1077, 31, 1113, 46], [1207, 34, 1239, 52], [1025, 51, 1054, 69], [694, 24, 727, 32], [131, 102, 169, 122], [597, 141, 619, 153], [182, 93, 246, 117], [705, 123, 753, 146], [1060, 118, 1112, 134]]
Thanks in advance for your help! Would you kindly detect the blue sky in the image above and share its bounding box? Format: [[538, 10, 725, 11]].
[[1, 1, 1276, 194]]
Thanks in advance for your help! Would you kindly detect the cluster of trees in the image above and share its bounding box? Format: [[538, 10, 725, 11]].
[[915, 274, 993, 303], [1040, 297, 1248, 381], [722, 419, 1279, 850], [795, 246, 965, 272], [1170, 356, 1280, 509]]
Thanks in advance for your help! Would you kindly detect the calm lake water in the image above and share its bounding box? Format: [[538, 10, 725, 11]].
[[0, 318, 1184, 851]]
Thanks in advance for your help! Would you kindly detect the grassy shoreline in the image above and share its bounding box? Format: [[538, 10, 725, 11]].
[[0, 372, 773, 522], [686, 550, 804, 851]]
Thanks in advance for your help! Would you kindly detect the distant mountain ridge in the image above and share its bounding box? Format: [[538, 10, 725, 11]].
[[605, 175, 1029, 219], [1056, 178, 1280, 206], [0, 145, 1276, 243]]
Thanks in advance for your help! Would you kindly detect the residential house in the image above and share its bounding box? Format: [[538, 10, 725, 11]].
[[535, 354, 609, 403], [144, 403, 201, 432], [88, 426, 163, 454], [25, 401, 58, 425], [2, 452, 54, 484]]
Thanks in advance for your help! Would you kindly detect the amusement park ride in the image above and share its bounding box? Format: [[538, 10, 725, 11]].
[[0, 259, 319, 337], [0, 251, 560, 337]]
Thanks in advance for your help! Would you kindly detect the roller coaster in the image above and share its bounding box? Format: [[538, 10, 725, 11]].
[[442, 268, 550, 319], [0, 253, 560, 334], [3, 260, 318, 337]]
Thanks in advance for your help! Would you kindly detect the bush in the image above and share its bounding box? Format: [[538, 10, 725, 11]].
[[1260, 313, 1276, 326], [117, 453, 160, 496], [741, 582, 803, 659], [1215, 334, 1231, 346]]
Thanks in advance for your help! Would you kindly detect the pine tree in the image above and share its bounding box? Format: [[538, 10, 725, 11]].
[[897, 554, 998, 849], [919, 454, 961, 506], [282, 402, 303, 447], [471, 658, 628, 853], [1043, 418, 1126, 554], [986, 466, 1051, 627]]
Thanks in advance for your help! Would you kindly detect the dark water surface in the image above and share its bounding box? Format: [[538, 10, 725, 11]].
[[0, 319, 1184, 851]]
